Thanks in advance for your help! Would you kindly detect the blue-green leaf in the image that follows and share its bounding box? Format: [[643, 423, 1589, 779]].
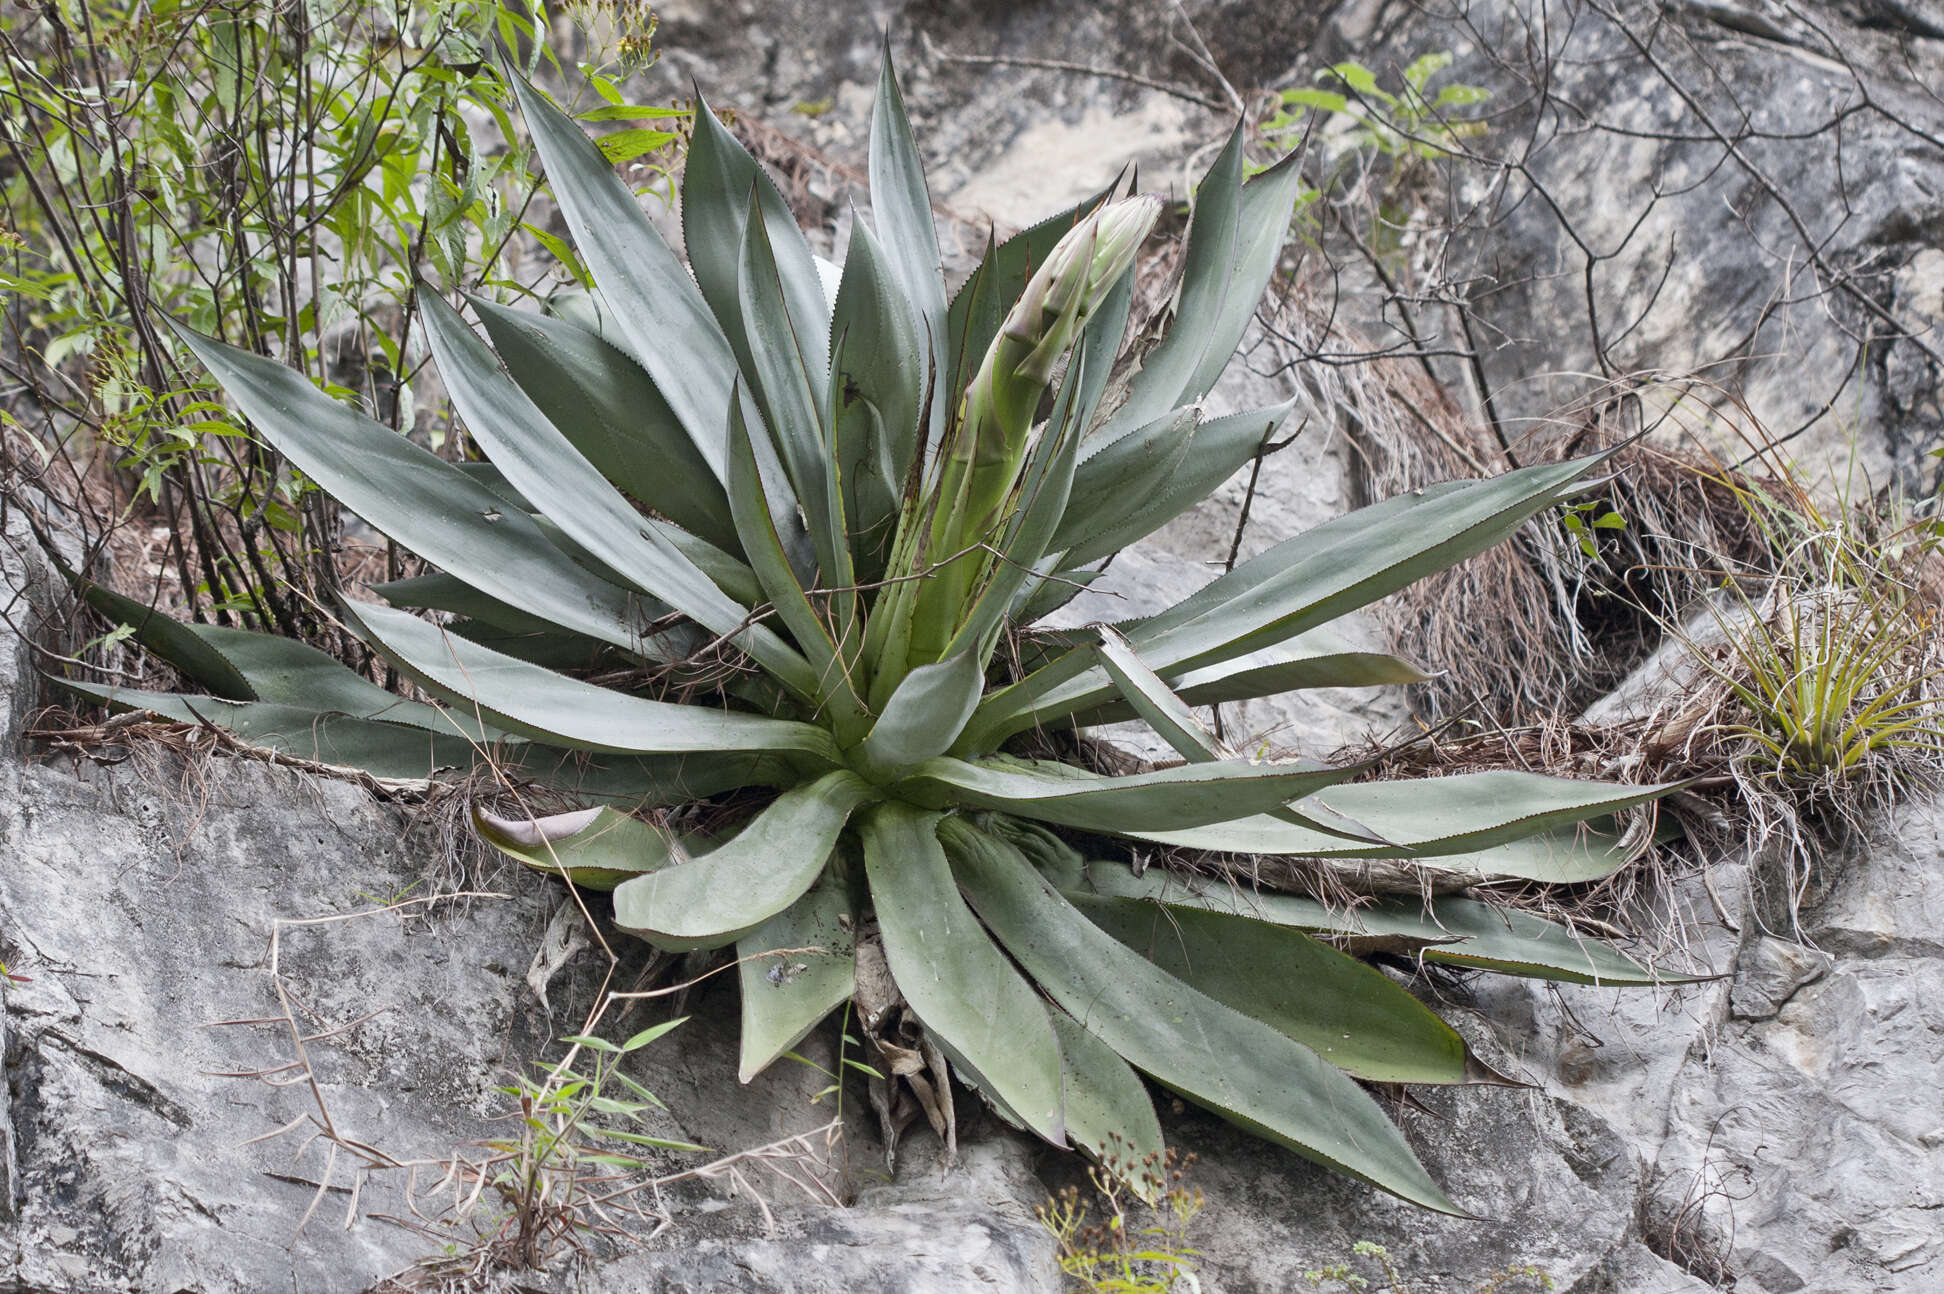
[[861, 802, 1065, 1145], [612, 770, 871, 949]]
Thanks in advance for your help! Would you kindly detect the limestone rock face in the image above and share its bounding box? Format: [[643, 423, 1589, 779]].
[[8, 0, 1944, 1289]]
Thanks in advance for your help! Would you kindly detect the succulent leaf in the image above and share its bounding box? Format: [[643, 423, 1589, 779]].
[[737, 876, 857, 1082], [506, 73, 738, 472], [685, 96, 831, 385], [1070, 892, 1489, 1085], [942, 818, 1458, 1213], [469, 298, 739, 552], [1069, 862, 1700, 986], [829, 218, 925, 581], [867, 46, 949, 434], [139, 49, 1698, 1214], [1045, 1008, 1166, 1201], [337, 599, 840, 763], [862, 802, 1066, 1146], [1135, 771, 1668, 869], [612, 770, 872, 950], [901, 753, 1361, 834], [165, 323, 656, 656], [475, 805, 684, 890]]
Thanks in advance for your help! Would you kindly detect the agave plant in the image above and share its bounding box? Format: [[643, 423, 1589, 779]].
[[63, 53, 1691, 1211]]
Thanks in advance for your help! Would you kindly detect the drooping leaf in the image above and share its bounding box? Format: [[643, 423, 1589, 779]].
[[183, 625, 475, 732], [72, 577, 250, 699], [55, 677, 787, 801], [860, 802, 1065, 1145], [993, 628, 1426, 743], [475, 805, 685, 890], [1094, 625, 1229, 762], [1065, 861, 1702, 986], [737, 876, 856, 1082], [1070, 892, 1492, 1085], [1047, 1008, 1165, 1199], [942, 819, 1457, 1213], [611, 770, 872, 950], [469, 298, 738, 552], [1132, 771, 1668, 872]]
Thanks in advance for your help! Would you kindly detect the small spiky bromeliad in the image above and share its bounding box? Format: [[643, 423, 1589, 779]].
[[70, 52, 1685, 1211]]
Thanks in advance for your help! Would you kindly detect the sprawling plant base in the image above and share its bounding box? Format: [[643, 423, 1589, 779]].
[[68, 51, 1690, 1211]]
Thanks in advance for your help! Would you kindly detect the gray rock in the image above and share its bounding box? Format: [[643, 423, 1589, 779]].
[[10, 1, 1944, 1289], [1729, 937, 1832, 1021]]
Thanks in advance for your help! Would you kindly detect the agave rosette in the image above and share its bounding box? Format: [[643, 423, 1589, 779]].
[[64, 53, 1693, 1211]]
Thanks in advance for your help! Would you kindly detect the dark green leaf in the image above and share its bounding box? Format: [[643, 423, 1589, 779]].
[[1071, 893, 1488, 1084], [168, 323, 654, 655], [338, 599, 839, 763], [507, 73, 738, 472], [469, 298, 737, 552], [942, 820, 1456, 1212]]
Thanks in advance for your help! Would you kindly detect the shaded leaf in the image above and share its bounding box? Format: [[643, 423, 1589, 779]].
[[470, 298, 737, 551], [168, 323, 654, 655], [338, 599, 840, 763], [476, 805, 684, 890], [737, 876, 856, 1082], [507, 73, 738, 473]]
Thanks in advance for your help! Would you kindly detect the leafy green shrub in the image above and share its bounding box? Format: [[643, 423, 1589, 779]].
[[1266, 54, 1493, 164], [0, 0, 672, 635], [65, 48, 1691, 1209]]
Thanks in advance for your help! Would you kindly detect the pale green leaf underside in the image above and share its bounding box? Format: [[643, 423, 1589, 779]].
[[612, 770, 871, 949], [737, 876, 857, 1082], [474, 805, 683, 890]]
